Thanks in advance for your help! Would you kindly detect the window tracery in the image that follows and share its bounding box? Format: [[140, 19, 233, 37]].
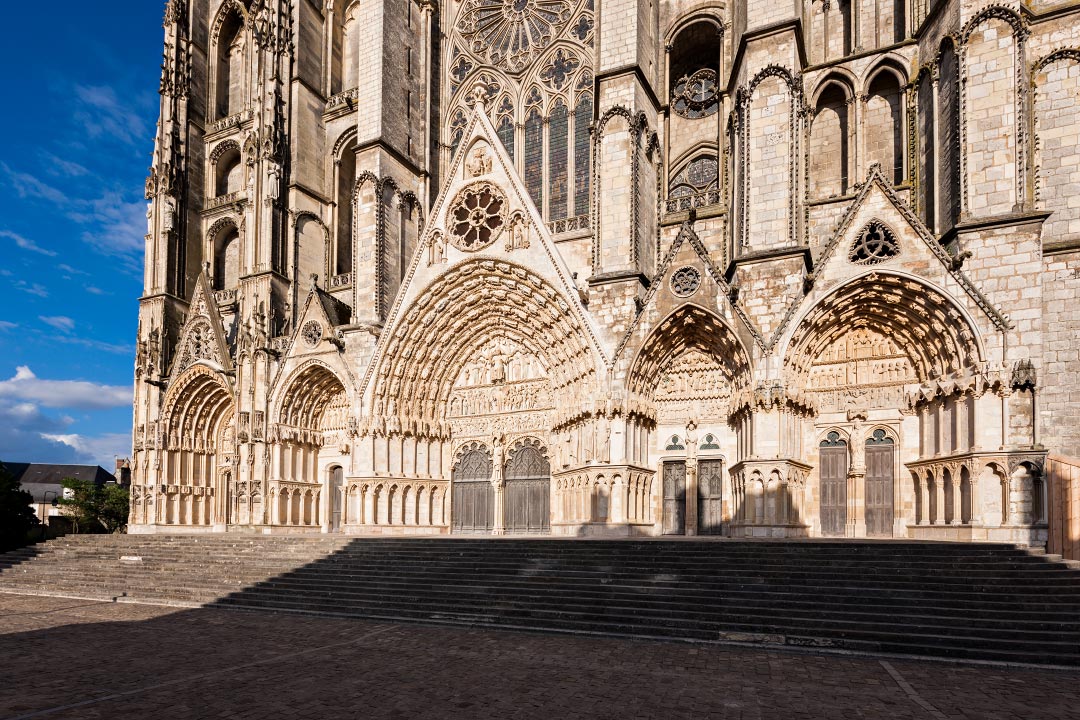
[[449, 182, 506, 251], [669, 156, 719, 199], [671, 69, 720, 119], [849, 222, 901, 265], [446, 0, 594, 223], [456, 0, 577, 74]]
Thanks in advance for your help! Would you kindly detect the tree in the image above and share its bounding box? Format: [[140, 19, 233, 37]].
[[59, 478, 129, 534], [0, 463, 39, 552]]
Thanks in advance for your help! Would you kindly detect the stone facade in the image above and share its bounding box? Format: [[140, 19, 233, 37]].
[[130, 0, 1080, 543]]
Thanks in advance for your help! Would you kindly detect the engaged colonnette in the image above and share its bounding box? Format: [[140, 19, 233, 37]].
[[131, 0, 1080, 540]]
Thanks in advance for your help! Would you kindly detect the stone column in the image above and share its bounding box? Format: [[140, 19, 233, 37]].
[[492, 435, 506, 535], [933, 475, 946, 525]]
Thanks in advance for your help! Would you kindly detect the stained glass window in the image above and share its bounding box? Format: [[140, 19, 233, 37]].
[[450, 110, 468, 157], [525, 107, 544, 212], [669, 156, 718, 198], [497, 116, 515, 162], [549, 101, 569, 220], [574, 93, 592, 217]]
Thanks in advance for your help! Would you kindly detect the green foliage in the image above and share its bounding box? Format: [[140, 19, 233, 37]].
[[0, 463, 40, 552], [59, 478, 129, 534]]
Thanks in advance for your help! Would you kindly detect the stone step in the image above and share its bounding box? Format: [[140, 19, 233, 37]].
[[4, 535, 1080, 665]]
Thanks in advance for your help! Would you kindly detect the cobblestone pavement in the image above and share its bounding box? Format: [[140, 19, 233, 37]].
[[1, 593, 1078, 720]]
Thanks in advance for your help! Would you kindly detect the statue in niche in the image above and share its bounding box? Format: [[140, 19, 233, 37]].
[[265, 161, 281, 200], [506, 214, 531, 252], [467, 145, 492, 177], [162, 195, 177, 232], [429, 232, 446, 265]]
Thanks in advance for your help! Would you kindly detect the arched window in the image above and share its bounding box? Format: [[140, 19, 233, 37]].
[[669, 154, 719, 200], [809, 83, 850, 198], [918, 70, 936, 229], [524, 106, 544, 212], [215, 10, 245, 119], [214, 146, 243, 197], [937, 39, 961, 231], [548, 101, 570, 220], [865, 70, 904, 184], [574, 92, 592, 216], [669, 21, 721, 120], [336, 139, 356, 275], [214, 225, 240, 291], [496, 114, 515, 162]]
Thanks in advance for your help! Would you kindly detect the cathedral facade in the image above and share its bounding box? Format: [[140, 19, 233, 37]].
[[131, 0, 1080, 542]]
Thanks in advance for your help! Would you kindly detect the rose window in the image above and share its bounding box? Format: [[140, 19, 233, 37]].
[[456, 0, 575, 74], [670, 266, 702, 297], [849, 222, 900, 265], [450, 183, 506, 251], [302, 320, 323, 347], [672, 69, 720, 119]]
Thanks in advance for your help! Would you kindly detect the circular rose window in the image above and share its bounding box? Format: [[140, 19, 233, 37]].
[[450, 182, 505, 251], [671, 266, 702, 297], [302, 320, 322, 347]]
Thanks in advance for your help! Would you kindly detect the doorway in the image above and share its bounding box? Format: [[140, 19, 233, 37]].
[[819, 432, 848, 537]]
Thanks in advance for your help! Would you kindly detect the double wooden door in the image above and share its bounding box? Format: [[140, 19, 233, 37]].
[[452, 448, 494, 534], [697, 459, 725, 535], [504, 445, 550, 534], [662, 461, 686, 535], [819, 434, 849, 537], [864, 434, 895, 537]]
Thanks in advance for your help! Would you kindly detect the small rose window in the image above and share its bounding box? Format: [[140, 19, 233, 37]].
[[849, 222, 900, 265], [450, 183, 505, 251]]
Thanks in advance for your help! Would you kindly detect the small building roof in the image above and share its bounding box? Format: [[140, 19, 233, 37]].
[[2, 463, 115, 502]]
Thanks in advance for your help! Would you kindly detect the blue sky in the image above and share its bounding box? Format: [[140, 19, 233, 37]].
[[0, 2, 163, 469]]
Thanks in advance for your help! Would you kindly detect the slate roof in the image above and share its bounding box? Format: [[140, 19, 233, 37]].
[[2, 463, 114, 502]]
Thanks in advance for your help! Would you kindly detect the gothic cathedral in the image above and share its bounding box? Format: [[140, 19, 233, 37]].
[[131, 0, 1080, 542]]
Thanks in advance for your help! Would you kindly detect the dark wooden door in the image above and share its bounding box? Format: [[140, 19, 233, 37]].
[[330, 466, 344, 531], [452, 447, 494, 534], [504, 445, 550, 534], [819, 433, 848, 537], [663, 461, 686, 535], [697, 459, 724, 535], [865, 431, 895, 537]]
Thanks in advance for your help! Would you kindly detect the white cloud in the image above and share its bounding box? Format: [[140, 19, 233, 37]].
[[0, 399, 80, 466], [39, 316, 75, 333], [1, 163, 68, 205], [74, 191, 147, 262], [0, 366, 132, 410], [0, 229, 57, 257], [51, 335, 133, 356], [41, 432, 130, 468], [58, 263, 90, 276], [39, 152, 90, 178], [73, 85, 148, 147], [0, 321, 16, 331], [15, 281, 48, 298], [85, 286, 110, 296]]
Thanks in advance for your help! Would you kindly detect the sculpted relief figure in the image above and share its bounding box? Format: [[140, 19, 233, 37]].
[[467, 144, 493, 177]]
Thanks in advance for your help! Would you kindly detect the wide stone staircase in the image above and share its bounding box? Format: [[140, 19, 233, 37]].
[[3, 535, 1080, 666]]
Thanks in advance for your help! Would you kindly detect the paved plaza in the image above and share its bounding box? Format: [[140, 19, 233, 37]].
[[0, 593, 1078, 719]]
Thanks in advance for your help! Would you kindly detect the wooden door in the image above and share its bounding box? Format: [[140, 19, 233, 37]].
[[697, 459, 725, 535], [819, 432, 848, 537], [452, 447, 494, 534], [865, 430, 895, 537], [663, 461, 686, 535], [330, 466, 344, 531], [504, 444, 551, 534]]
